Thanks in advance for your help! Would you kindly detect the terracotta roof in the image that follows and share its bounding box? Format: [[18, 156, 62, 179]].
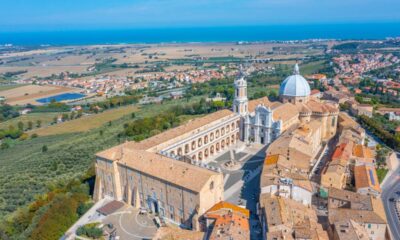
[[96, 200, 124, 216], [99, 147, 219, 193], [329, 208, 386, 224], [354, 165, 381, 193], [205, 201, 250, 218], [204, 201, 250, 240], [136, 109, 235, 150], [328, 187, 372, 209], [208, 212, 250, 240], [272, 103, 299, 122], [154, 226, 204, 240], [332, 220, 369, 240], [264, 154, 280, 166], [304, 99, 338, 114], [260, 194, 328, 240], [353, 144, 375, 159], [248, 97, 273, 112]]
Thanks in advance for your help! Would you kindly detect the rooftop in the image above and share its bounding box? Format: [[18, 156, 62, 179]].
[[354, 165, 381, 193]]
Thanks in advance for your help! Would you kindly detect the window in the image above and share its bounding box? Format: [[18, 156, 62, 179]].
[[179, 208, 183, 217], [210, 181, 214, 190], [169, 205, 175, 219]]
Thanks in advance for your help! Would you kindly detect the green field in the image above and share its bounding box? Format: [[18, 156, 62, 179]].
[[300, 60, 329, 75], [377, 168, 389, 183], [0, 84, 28, 92], [31, 105, 138, 136], [0, 112, 61, 130]]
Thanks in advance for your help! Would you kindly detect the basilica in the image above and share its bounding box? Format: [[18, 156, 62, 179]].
[[240, 64, 338, 146], [93, 64, 339, 230]]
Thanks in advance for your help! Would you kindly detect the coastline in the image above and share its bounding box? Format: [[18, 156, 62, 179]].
[[1, 23, 400, 46]]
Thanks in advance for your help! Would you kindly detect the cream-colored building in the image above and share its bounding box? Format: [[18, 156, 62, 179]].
[[259, 194, 329, 240], [328, 188, 388, 240], [94, 64, 339, 229]]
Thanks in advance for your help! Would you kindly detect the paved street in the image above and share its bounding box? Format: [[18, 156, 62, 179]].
[[381, 155, 400, 240], [207, 143, 266, 239], [101, 205, 158, 240]]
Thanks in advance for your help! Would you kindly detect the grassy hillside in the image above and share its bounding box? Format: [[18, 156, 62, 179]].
[[0, 84, 28, 92], [31, 105, 138, 136], [0, 112, 61, 130]]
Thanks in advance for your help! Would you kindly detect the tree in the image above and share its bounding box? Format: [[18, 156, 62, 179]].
[[42, 145, 48, 153], [27, 121, 33, 130], [62, 113, 69, 121], [131, 112, 136, 119], [364, 138, 370, 147], [1, 142, 9, 149], [36, 120, 42, 128], [17, 121, 24, 131], [19, 133, 29, 140]]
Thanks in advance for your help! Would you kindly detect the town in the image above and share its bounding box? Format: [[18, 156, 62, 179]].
[[1, 39, 400, 240]]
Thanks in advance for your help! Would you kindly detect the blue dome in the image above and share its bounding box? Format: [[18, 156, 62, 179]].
[[279, 64, 311, 97]]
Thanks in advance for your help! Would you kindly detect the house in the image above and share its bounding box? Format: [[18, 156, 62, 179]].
[[354, 165, 381, 196], [259, 194, 328, 240], [202, 201, 250, 240], [328, 188, 388, 240]]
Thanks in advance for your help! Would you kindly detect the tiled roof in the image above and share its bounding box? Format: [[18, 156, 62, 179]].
[[205, 201, 250, 218], [136, 109, 236, 151], [353, 144, 374, 159], [260, 194, 328, 240], [98, 146, 219, 193], [204, 201, 250, 240], [329, 208, 386, 224], [354, 165, 381, 193]]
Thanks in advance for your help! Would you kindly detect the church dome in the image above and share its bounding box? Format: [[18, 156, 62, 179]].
[[279, 64, 311, 97]]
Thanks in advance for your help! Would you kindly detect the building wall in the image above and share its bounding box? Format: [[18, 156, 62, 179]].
[[280, 95, 309, 105], [357, 187, 380, 197], [361, 223, 387, 240], [94, 157, 223, 229], [292, 186, 312, 205], [163, 115, 241, 162], [198, 175, 224, 216], [260, 185, 278, 195]]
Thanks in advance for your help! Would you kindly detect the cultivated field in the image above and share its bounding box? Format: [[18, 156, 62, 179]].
[[0, 42, 330, 81], [31, 105, 137, 136], [0, 84, 79, 105], [0, 84, 28, 92], [0, 112, 61, 130]]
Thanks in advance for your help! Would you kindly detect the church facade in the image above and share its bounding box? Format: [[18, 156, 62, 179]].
[[93, 64, 339, 229]]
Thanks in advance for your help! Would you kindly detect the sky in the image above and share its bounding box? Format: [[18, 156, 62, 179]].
[[1, 0, 400, 31]]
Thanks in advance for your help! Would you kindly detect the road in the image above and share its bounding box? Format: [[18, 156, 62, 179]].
[[381, 153, 400, 240]]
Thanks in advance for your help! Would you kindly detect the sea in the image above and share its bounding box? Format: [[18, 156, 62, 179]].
[[1, 23, 400, 46]]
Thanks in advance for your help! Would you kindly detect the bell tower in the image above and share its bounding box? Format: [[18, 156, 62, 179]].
[[233, 72, 248, 116]]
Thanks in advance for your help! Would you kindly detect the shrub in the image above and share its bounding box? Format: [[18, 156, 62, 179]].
[[76, 223, 103, 239]]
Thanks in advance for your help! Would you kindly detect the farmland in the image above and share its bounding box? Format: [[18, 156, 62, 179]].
[[31, 105, 138, 136], [0, 112, 61, 130], [0, 84, 79, 105]]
